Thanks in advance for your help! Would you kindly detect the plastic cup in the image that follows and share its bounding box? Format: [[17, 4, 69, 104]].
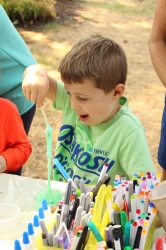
[[0, 203, 20, 232], [35, 188, 64, 210]]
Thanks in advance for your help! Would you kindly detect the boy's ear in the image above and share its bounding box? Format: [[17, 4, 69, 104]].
[[113, 84, 125, 98]]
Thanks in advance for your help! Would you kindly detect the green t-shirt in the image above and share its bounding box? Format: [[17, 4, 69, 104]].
[[0, 5, 37, 115], [53, 81, 156, 186]]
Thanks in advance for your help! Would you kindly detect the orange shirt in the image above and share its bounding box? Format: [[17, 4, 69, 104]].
[[0, 98, 32, 172]]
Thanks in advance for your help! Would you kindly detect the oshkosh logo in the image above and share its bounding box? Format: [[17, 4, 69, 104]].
[[54, 124, 115, 184]]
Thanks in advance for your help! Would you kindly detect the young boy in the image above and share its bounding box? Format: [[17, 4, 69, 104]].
[[0, 98, 32, 174], [22, 35, 156, 185]]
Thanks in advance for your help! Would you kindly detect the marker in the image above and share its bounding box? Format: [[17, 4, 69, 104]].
[[76, 189, 82, 197], [55, 213, 61, 232], [85, 192, 91, 212], [39, 220, 50, 246], [130, 221, 137, 248], [74, 177, 80, 190], [60, 180, 72, 225], [55, 222, 71, 245], [42, 232, 48, 246], [130, 195, 136, 221], [80, 193, 86, 209], [133, 226, 142, 249], [91, 175, 109, 199], [155, 236, 164, 250], [53, 158, 78, 190], [53, 235, 58, 247], [98, 162, 108, 183], [87, 221, 103, 242], [112, 225, 124, 249], [49, 233, 54, 247], [120, 210, 128, 230], [139, 229, 147, 250], [136, 209, 141, 221], [72, 206, 83, 232], [114, 237, 121, 250], [113, 211, 121, 225], [105, 227, 113, 243], [80, 214, 88, 227], [76, 225, 89, 250], [79, 178, 86, 194], [70, 232, 82, 250], [57, 236, 64, 248], [97, 241, 107, 248], [124, 222, 131, 247], [68, 198, 79, 230]]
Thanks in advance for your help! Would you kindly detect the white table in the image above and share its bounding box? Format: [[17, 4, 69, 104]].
[[0, 174, 165, 249], [0, 173, 66, 249]]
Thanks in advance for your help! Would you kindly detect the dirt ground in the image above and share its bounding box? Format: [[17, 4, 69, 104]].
[[17, 0, 165, 180]]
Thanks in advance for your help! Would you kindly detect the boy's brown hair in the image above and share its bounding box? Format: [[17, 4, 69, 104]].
[[58, 35, 127, 93]]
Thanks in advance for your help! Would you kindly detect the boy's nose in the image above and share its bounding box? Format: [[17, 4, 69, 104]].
[[70, 98, 80, 112]]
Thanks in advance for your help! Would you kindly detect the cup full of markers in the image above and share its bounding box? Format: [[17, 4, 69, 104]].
[[14, 160, 161, 250]]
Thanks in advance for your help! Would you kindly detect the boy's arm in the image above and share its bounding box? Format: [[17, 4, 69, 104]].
[[22, 64, 57, 107], [149, 0, 166, 87], [0, 102, 32, 173]]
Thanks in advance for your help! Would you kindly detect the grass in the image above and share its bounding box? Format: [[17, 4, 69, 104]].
[[40, 21, 61, 31], [83, 0, 155, 16]]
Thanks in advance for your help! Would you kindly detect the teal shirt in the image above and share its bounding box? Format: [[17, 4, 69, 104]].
[[53, 81, 156, 186], [0, 5, 37, 115]]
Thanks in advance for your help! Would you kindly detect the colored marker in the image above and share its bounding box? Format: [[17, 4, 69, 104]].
[[97, 162, 108, 183], [114, 237, 121, 250], [124, 222, 131, 247], [70, 232, 82, 250], [60, 180, 72, 225], [42, 232, 48, 246], [87, 221, 103, 242], [133, 226, 142, 249], [57, 236, 64, 248], [53, 158, 77, 190]]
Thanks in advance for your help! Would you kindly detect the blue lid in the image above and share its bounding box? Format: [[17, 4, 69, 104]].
[[14, 239, 22, 250]]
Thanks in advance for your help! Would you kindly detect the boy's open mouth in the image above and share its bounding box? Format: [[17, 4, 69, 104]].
[[79, 114, 89, 121]]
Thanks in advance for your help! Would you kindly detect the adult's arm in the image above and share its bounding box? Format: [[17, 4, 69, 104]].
[[149, 0, 166, 88], [22, 64, 57, 108]]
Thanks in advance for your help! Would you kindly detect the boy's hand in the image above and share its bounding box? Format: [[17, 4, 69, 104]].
[[0, 155, 7, 173], [22, 64, 49, 108]]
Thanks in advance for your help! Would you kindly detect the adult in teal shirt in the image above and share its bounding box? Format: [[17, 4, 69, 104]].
[[0, 5, 37, 175]]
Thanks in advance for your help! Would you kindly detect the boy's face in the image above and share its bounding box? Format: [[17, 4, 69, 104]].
[[65, 79, 123, 126]]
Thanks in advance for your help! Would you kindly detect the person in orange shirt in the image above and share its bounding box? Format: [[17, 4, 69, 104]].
[[0, 98, 32, 174]]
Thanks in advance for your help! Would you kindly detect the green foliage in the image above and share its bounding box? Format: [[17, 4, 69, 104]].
[[0, 0, 56, 23]]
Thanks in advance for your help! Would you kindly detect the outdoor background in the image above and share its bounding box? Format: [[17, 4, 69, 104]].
[[16, 0, 164, 179]]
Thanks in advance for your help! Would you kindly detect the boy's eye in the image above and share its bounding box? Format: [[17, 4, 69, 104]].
[[78, 97, 87, 101]]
